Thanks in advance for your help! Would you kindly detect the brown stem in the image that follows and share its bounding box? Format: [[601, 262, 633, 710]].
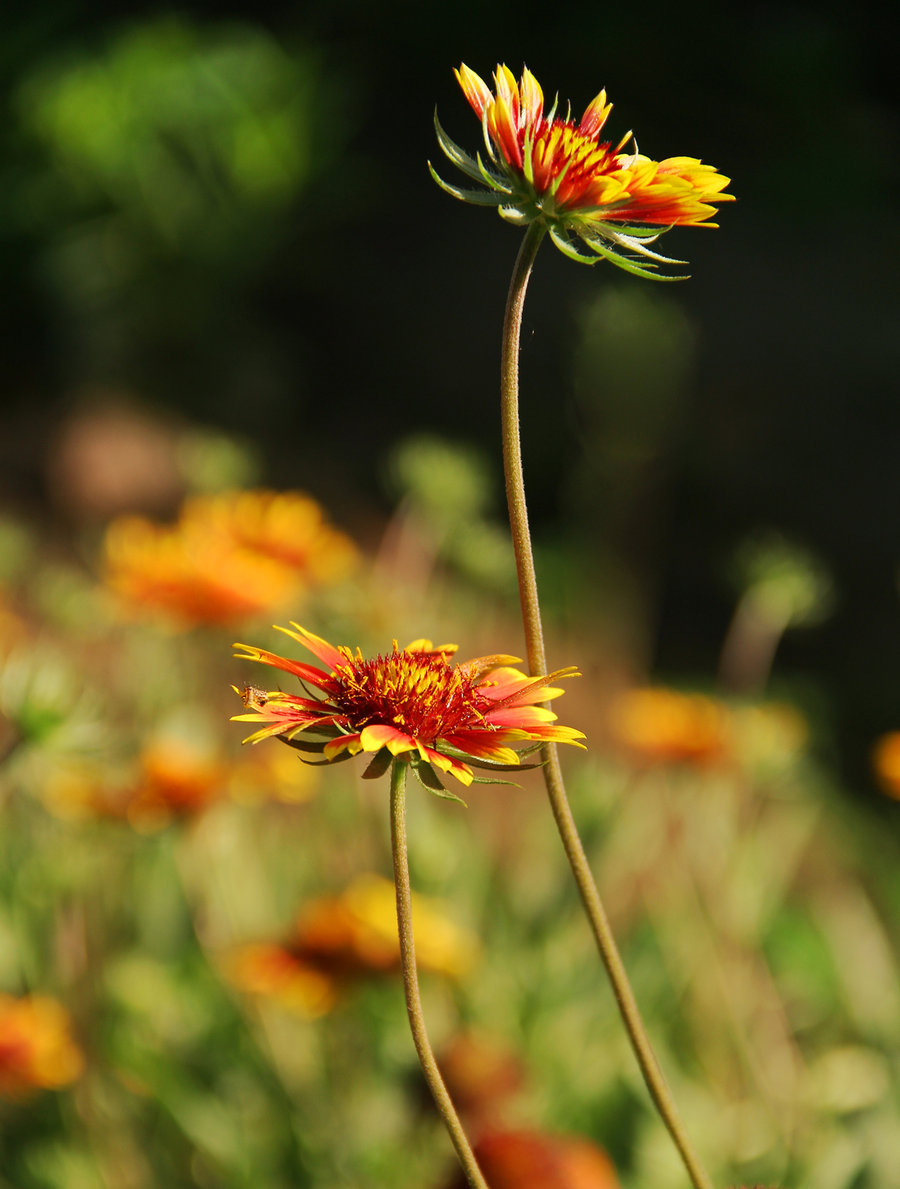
[[500, 221, 714, 1189], [389, 760, 489, 1189]]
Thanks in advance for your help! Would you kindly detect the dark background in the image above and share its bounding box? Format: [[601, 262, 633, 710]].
[[1, 1, 897, 795]]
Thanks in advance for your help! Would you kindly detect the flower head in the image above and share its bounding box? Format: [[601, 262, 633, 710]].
[[233, 624, 584, 792], [431, 63, 734, 279]]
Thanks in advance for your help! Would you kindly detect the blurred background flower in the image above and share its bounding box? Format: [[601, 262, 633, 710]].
[[0, 994, 84, 1098], [223, 874, 479, 1015], [104, 488, 357, 627]]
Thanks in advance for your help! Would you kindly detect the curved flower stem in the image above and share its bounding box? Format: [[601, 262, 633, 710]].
[[389, 760, 489, 1189], [500, 221, 714, 1189]]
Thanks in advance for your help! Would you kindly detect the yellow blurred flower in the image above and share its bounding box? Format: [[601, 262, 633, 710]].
[[608, 686, 732, 767], [872, 731, 900, 799], [103, 488, 356, 628], [0, 995, 84, 1098], [224, 874, 479, 1016], [228, 740, 319, 806]]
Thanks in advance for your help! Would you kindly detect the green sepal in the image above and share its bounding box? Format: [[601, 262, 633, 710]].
[[498, 204, 532, 225], [466, 773, 523, 788], [604, 230, 687, 266], [476, 153, 509, 191], [469, 757, 543, 773], [410, 758, 468, 806], [433, 112, 487, 184], [296, 751, 355, 766], [361, 749, 392, 780], [606, 222, 674, 241], [591, 243, 678, 281], [549, 226, 601, 265], [583, 233, 688, 281], [428, 164, 506, 206], [278, 735, 331, 754]]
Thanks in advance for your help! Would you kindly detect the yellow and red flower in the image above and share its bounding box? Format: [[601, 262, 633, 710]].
[[431, 63, 734, 278], [0, 995, 84, 1099], [233, 624, 584, 791], [224, 874, 479, 1016]]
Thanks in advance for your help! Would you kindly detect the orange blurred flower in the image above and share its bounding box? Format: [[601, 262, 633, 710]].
[[181, 490, 357, 583], [233, 624, 584, 791], [0, 995, 84, 1098], [437, 1031, 526, 1124], [124, 738, 226, 826], [872, 731, 900, 799], [41, 738, 226, 829], [104, 489, 356, 627], [441, 1129, 619, 1189], [224, 874, 479, 1016], [608, 686, 732, 767], [42, 731, 321, 825], [432, 63, 733, 278]]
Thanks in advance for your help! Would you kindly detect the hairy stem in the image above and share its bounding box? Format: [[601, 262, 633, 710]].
[[389, 760, 488, 1189], [500, 221, 714, 1189]]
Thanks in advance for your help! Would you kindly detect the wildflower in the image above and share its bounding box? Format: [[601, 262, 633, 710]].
[[608, 686, 731, 767], [233, 624, 584, 791], [224, 874, 478, 1016], [104, 488, 356, 628], [0, 995, 84, 1098], [431, 63, 733, 278]]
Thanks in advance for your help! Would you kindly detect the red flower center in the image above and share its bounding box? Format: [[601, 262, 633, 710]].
[[331, 647, 489, 742]]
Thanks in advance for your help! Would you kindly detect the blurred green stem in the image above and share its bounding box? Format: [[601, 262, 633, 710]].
[[500, 221, 714, 1189], [389, 760, 488, 1189]]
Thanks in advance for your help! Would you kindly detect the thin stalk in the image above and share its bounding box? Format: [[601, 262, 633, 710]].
[[500, 221, 714, 1189], [389, 760, 489, 1189]]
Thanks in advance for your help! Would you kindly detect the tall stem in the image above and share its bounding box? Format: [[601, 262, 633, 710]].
[[389, 760, 489, 1189], [500, 222, 714, 1189]]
